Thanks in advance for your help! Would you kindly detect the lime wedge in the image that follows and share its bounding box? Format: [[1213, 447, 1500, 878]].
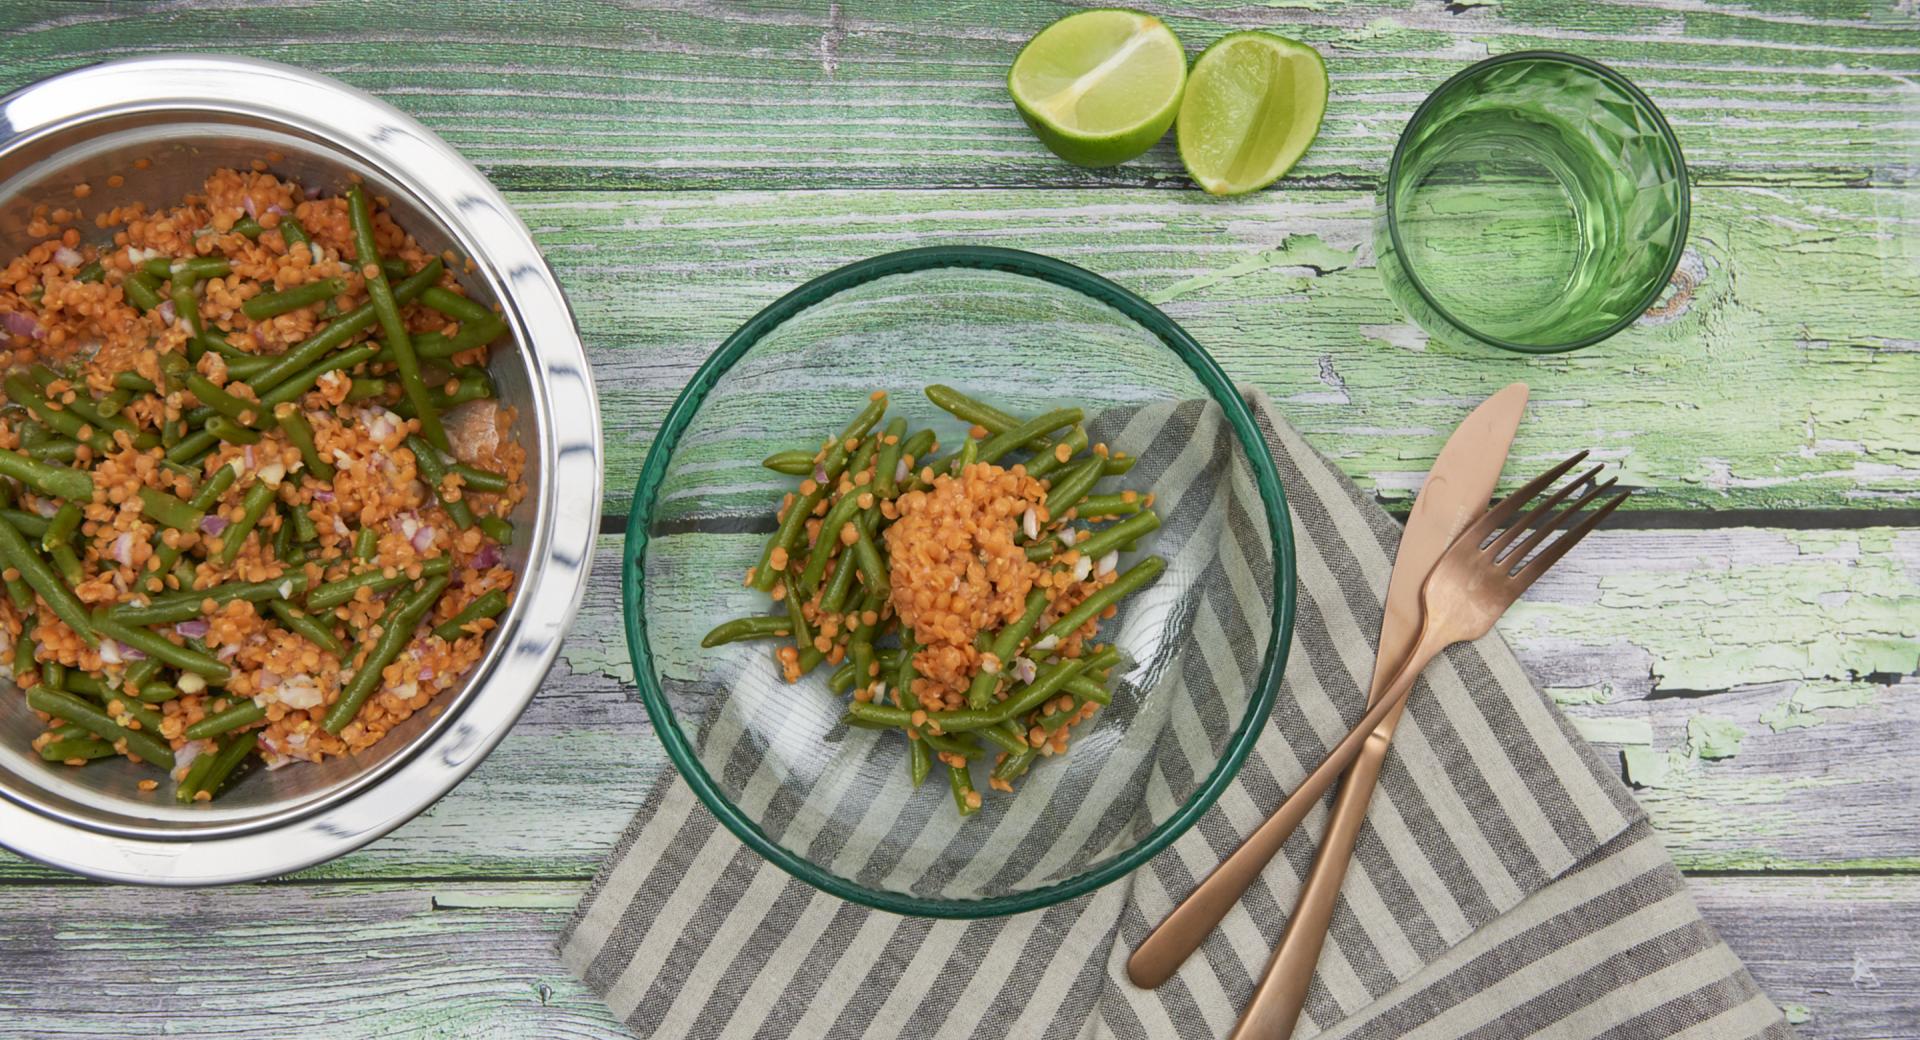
[[1008, 9, 1187, 168], [1176, 31, 1328, 195]]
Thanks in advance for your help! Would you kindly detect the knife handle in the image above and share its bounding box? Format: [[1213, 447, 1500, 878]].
[[1226, 706, 1400, 1040]]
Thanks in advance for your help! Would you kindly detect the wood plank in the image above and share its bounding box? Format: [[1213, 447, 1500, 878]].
[[0, 875, 1908, 1039], [2, 0, 1913, 190], [518, 185, 1920, 514], [0, 527, 1909, 882]]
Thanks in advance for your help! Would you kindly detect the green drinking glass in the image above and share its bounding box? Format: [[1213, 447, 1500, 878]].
[[1375, 51, 1690, 354]]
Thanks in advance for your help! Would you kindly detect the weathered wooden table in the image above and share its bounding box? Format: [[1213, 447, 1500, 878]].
[[1, 2, 1914, 1036]]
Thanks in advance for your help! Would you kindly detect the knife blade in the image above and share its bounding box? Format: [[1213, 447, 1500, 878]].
[[1226, 381, 1530, 1037], [1127, 381, 1529, 991]]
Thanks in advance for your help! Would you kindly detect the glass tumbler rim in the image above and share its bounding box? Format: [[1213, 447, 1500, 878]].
[[1383, 50, 1692, 355], [623, 245, 1298, 918]]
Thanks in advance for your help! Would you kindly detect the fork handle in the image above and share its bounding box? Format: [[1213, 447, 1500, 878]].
[[1128, 622, 1452, 990]]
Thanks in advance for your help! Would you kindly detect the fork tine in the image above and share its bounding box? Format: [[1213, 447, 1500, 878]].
[[1457, 450, 1591, 550], [1503, 476, 1619, 570], [1510, 490, 1630, 593], [1487, 464, 1604, 561]]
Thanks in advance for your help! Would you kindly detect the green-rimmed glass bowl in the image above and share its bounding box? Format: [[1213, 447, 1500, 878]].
[[624, 247, 1294, 917]]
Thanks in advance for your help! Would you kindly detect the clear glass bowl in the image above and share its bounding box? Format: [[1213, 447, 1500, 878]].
[[623, 247, 1295, 916]]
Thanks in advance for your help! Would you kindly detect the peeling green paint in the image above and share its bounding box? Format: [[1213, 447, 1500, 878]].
[[1688, 716, 1745, 760], [1570, 715, 1652, 745], [1146, 233, 1354, 303], [1551, 684, 1613, 707], [1780, 1003, 1810, 1025], [1758, 682, 1880, 733]]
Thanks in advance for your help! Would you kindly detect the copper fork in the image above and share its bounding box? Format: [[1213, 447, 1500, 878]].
[[1214, 453, 1626, 1038]]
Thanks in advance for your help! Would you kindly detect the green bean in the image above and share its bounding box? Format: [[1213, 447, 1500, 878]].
[[964, 587, 1050, 710], [142, 256, 231, 282], [924, 385, 1052, 451], [322, 573, 448, 733], [799, 487, 866, 595], [137, 487, 204, 532], [953, 434, 980, 472], [42, 659, 65, 691], [3, 375, 114, 457], [113, 372, 156, 393], [3, 562, 32, 611], [0, 517, 95, 646], [90, 611, 229, 681], [353, 526, 378, 561], [211, 481, 277, 566], [74, 260, 105, 284], [193, 730, 258, 800], [407, 436, 474, 530], [749, 394, 887, 592], [346, 378, 389, 402], [95, 388, 132, 419], [242, 278, 345, 320], [992, 746, 1038, 785], [277, 405, 333, 480], [185, 374, 264, 427], [124, 656, 163, 692], [390, 372, 493, 419], [290, 504, 318, 545], [898, 428, 936, 469], [1102, 453, 1136, 475], [898, 642, 933, 787], [174, 744, 221, 803], [26, 686, 172, 769], [451, 463, 509, 494], [762, 449, 815, 476], [1064, 673, 1113, 705], [1071, 494, 1141, 519], [184, 699, 265, 741], [60, 671, 109, 699], [23, 439, 78, 463], [871, 418, 908, 498], [829, 660, 859, 694], [203, 416, 259, 447], [39, 737, 115, 762], [975, 408, 1082, 467], [258, 344, 380, 414], [41, 502, 81, 552], [230, 216, 265, 239], [476, 516, 514, 546], [0, 509, 49, 539], [948, 763, 979, 817], [851, 651, 1110, 734], [433, 589, 508, 642], [1023, 426, 1089, 481], [972, 723, 1029, 756], [1033, 556, 1165, 649], [349, 185, 447, 452], [699, 614, 790, 648], [924, 732, 984, 759], [48, 543, 82, 586], [1065, 509, 1161, 565], [107, 695, 166, 744], [307, 555, 454, 612], [135, 682, 183, 704], [144, 464, 237, 592], [418, 286, 497, 326], [277, 213, 310, 247], [10, 630, 34, 682], [793, 645, 825, 679], [35, 382, 155, 450], [849, 522, 889, 600], [170, 278, 203, 337], [112, 574, 309, 626], [246, 259, 441, 393], [1043, 458, 1105, 521], [122, 270, 163, 312], [387, 314, 505, 362]]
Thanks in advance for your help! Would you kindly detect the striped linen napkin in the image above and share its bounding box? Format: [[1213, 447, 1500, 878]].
[[560, 390, 1791, 1040]]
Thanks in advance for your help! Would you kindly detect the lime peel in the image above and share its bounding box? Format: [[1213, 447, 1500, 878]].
[[1176, 31, 1329, 196], [1009, 9, 1188, 168]]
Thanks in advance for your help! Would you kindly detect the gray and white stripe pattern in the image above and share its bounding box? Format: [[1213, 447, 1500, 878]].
[[562, 390, 1788, 1040]]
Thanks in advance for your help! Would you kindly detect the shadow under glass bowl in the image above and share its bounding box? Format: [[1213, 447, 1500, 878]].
[[625, 247, 1296, 917], [0, 56, 601, 884]]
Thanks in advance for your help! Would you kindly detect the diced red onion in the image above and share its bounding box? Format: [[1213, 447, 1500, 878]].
[[471, 543, 502, 569], [111, 532, 134, 566], [1097, 551, 1118, 576], [1031, 634, 1059, 654], [813, 463, 829, 484], [175, 740, 206, 772], [243, 445, 255, 470], [118, 642, 145, 661], [1058, 527, 1077, 547], [33, 499, 56, 518], [266, 203, 287, 217], [174, 618, 210, 638], [410, 526, 436, 553], [52, 246, 82, 269], [200, 514, 230, 536], [308, 242, 324, 264], [418, 666, 435, 682], [311, 489, 334, 503], [1, 311, 42, 339], [98, 641, 120, 665], [242, 195, 258, 220], [1011, 657, 1037, 684], [304, 186, 322, 199], [893, 458, 908, 484], [1072, 554, 1093, 582], [216, 643, 239, 661], [256, 669, 282, 689], [1022, 507, 1039, 541], [156, 299, 175, 324]]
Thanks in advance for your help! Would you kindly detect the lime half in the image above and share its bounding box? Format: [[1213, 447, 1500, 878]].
[[1009, 9, 1187, 168], [1177, 32, 1328, 195]]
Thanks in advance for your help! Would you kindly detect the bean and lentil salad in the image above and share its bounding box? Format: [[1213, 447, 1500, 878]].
[[703, 386, 1164, 817], [0, 165, 523, 802]]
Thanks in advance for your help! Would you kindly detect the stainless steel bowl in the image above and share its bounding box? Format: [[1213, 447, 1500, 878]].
[[0, 56, 601, 883]]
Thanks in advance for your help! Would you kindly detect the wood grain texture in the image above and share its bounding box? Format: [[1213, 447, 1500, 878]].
[[0, 0, 1914, 190], [517, 184, 1920, 514], [0, 876, 1908, 1039], [1, 526, 1907, 883]]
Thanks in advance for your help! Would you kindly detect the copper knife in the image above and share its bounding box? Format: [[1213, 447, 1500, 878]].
[[1128, 382, 1530, 996]]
